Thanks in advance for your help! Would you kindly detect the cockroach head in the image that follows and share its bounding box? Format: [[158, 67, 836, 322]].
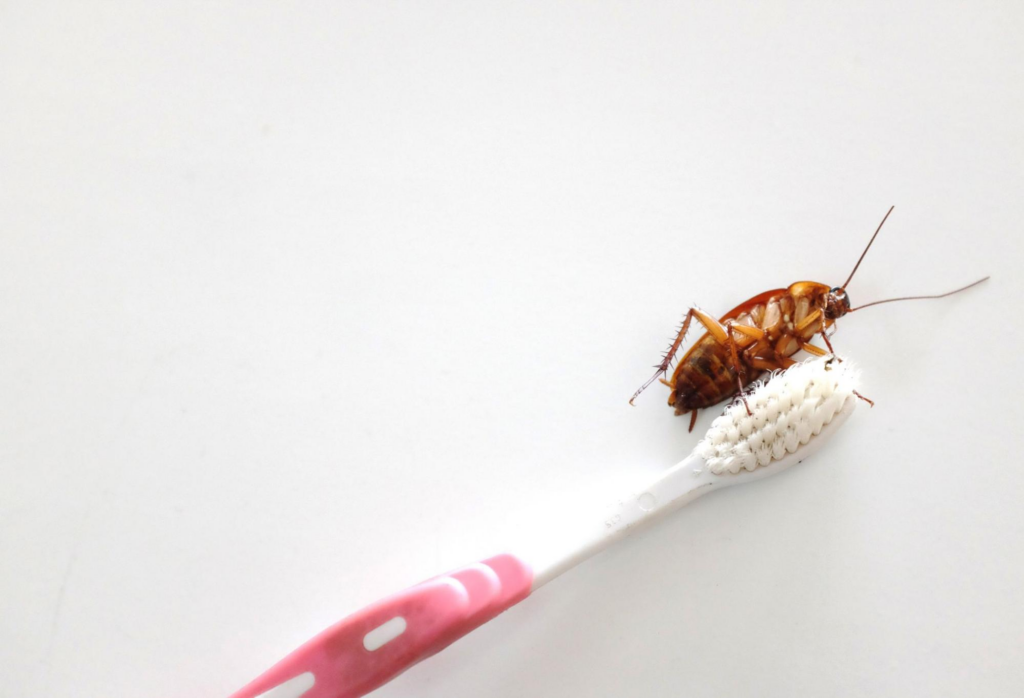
[[824, 287, 851, 319]]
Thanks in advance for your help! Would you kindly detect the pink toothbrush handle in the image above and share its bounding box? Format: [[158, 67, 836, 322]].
[[227, 554, 533, 698]]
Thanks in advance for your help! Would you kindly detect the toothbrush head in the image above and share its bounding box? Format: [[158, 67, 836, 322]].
[[522, 355, 860, 590], [696, 357, 859, 476]]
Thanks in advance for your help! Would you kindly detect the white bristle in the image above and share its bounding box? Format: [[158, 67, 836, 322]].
[[697, 357, 858, 475]]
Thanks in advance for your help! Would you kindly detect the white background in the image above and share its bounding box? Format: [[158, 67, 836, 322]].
[[2, 3, 1022, 697]]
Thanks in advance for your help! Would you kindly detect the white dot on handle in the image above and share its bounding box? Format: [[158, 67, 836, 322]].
[[637, 492, 657, 511], [363, 616, 408, 651]]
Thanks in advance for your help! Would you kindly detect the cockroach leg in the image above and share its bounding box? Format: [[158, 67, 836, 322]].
[[799, 341, 829, 357], [630, 308, 697, 405], [819, 328, 837, 356], [724, 321, 752, 416], [750, 356, 784, 372], [690, 308, 730, 343], [853, 390, 875, 407], [776, 355, 796, 369], [730, 323, 766, 342], [795, 308, 823, 334]]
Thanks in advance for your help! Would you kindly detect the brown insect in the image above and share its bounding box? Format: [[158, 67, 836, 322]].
[[629, 206, 989, 431]]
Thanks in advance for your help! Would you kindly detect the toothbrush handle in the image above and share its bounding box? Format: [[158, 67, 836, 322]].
[[227, 554, 533, 698]]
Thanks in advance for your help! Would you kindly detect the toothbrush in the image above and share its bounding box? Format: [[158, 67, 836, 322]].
[[228, 356, 859, 698]]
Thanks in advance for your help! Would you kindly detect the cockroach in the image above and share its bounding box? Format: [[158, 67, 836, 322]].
[[629, 206, 989, 431]]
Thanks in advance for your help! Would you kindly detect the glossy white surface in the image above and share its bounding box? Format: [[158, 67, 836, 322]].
[[2, 3, 1022, 697]]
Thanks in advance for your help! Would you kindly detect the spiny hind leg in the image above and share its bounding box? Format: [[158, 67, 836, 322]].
[[628, 306, 758, 406], [630, 307, 698, 405]]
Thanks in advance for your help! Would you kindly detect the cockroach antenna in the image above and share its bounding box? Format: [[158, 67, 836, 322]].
[[842, 205, 894, 290], [848, 276, 990, 312]]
